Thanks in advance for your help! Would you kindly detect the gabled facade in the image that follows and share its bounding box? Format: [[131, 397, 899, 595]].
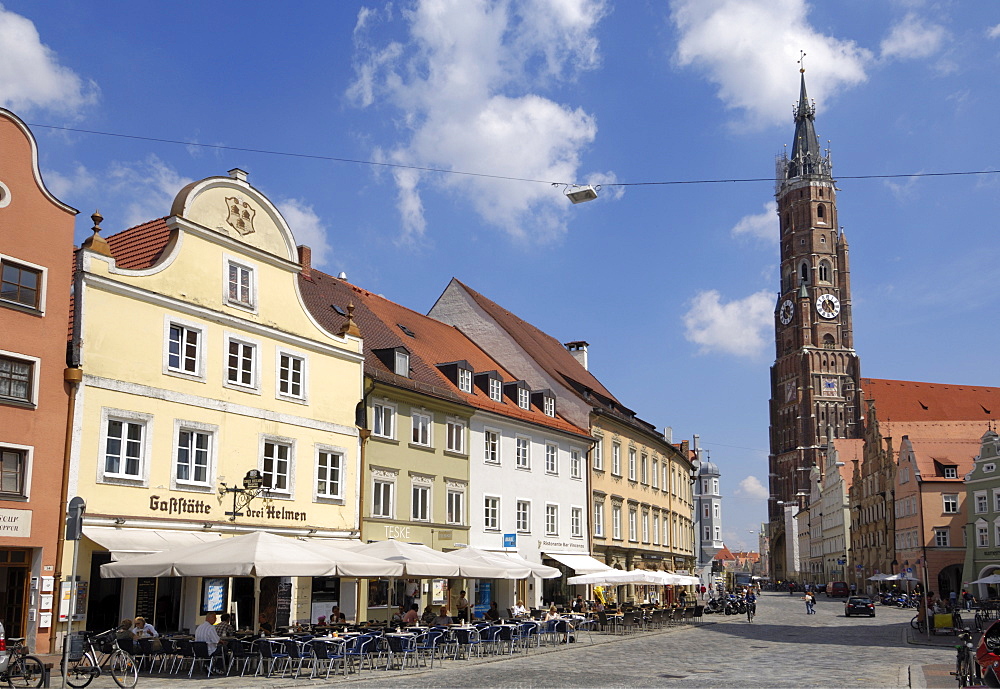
[[962, 430, 1000, 598], [895, 428, 980, 598], [0, 109, 78, 651], [430, 279, 695, 603], [693, 439, 724, 587], [821, 438, 860, 586], [299, 273, 592, 612], [68, 169, 365, 634]]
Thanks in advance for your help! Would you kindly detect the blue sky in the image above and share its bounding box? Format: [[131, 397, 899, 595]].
[[4, 0, 999, 553]]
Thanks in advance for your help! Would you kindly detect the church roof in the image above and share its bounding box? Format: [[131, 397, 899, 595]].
[[863, 378, 1000, 422]]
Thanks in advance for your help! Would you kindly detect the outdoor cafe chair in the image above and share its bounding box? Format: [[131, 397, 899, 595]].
[[413, 630, 443, 668], [516, 622, 539, 653], [253, 638, 290, 677], [279, 638, 309, 678], [133, 637, 156, 672], [381, 634, 417, 670], [344, 634, 376, 673], [479, 626, 501, 655], [224, 638, 255, 677], [574, 617, 597, 643], [450, 627, 482, 660], [170, 638, 196, 675], [187, 641, 222, 678], [302, 639, 341, 679]]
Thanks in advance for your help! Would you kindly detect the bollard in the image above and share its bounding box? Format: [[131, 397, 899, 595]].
[[42, 662, 52, 688]]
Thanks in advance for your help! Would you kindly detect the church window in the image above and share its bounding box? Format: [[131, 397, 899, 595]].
[[817, 204, 825, 219], [799, 262, 810, 284], [818, 260, 831, 282]]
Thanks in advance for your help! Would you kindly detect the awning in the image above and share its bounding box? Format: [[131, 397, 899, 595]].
[[84, 526, 224, 561], [543, 552, 611, 575]]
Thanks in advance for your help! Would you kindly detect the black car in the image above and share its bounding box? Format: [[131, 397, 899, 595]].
[[844, 595, 876, 617]]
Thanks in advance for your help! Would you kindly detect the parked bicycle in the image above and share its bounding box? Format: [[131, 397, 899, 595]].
[[911, 614, 927, 633], [952, 628, 981, 687], [64, 629, 138, 688], [0, 637, 45, 687]]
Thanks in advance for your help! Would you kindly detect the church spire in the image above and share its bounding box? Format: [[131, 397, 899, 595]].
[[778, 55, 831, 186]]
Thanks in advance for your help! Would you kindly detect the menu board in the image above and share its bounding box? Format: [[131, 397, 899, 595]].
[[276, 582, 292, 627], [135, 578, 156, 621]]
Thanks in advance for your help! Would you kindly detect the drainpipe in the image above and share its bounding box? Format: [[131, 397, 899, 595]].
[[52, 366, 82, 654]]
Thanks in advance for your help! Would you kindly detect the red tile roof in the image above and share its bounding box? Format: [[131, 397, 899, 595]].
[[714, 545, 736, 561], [863, 378, 1000, 422], [298, 272, 591, 439], [906, 437, 980, 480], [103, 218, 172, 270]]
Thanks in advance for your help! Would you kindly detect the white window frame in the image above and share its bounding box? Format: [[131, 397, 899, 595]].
[[612, 504, 622, 540], [172, 419, 217, 489], [457, 368, 472, 393], [611, 441, 621, 476], [653, 513, 660, 545], [488, 378, 502, 402], [570, 449, 582, 479], [483, 428, 500, 464], [0, 442, 32, 498], [99, 409, 152, 484], [411, 482, 431, 522], [372, 401, 396, 439], [394, 350, 410, 377], [943, 494, 959, 514], [545, 443, 558, 475], [224, 257, 256, 311], [261, 437, 294, 496], [314, 446, 345, 501], [373, 479, 395, 518], [640, 453, 648, 484], [545, 504, 558, 536], [0, 350, 40, 406], [934, 528, 950, 547], [943, 466, 958, 479], [517, 387, 530, 410], [411, 411, 432, 447], [224, 334, 260, 392], [994, 488, 1000, 513], [592, 436, 604, 470], [628, 447, 637, 481], [446, 487, 465, 525], [978, 523, 990, 548], [446, 418, 466, 454], [628, 507, 638, 542], [164, 317, 204, 379], [484, 495, 500, 531], [543, 396, 555, 417], [0, 254, 47, 314], [593, 500, 604, 537], [516, 500, 531, 533], [976, 491, 988, 515], [570, 506, 583, 538], [276, 349, 307, 402], [651, 458, 659, 489], [515, 436, 530, 469]]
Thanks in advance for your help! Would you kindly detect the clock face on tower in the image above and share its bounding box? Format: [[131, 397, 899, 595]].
[[815, 294, 841, 319], [779, 299, 795, 325]]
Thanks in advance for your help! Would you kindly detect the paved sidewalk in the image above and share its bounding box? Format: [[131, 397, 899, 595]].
[[904, 615, 968, 688]]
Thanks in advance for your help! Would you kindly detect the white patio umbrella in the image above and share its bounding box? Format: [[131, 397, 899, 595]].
[[100, 531, 404, 629], [867, 573, 891, 581], [496, 552, 561, 579], [567, 569, 657, 586], [969, 574, 1000, 585], [448, 547, 534, 579]]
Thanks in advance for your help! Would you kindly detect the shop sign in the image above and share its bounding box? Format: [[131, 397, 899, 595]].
[[537, 539, 585, 551], [0, 508, 31, 537]]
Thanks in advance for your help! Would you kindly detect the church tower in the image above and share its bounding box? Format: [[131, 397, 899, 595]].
[[767, 67, 864, 580]]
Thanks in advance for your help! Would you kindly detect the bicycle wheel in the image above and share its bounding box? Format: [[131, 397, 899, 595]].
[[64, 653, 97, 689], [6, 655, 44, 688], [109, 650, 138, 689]]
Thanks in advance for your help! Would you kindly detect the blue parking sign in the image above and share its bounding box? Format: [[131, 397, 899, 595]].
[[503, 533, 516, 548]]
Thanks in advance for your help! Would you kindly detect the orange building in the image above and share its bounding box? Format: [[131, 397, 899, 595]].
[[0, 108, 78, 651]]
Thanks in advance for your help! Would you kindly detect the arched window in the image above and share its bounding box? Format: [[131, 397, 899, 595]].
[[817, 204, 825, 220], [799, 261, 810, 284], [818, 260, 831, 282]]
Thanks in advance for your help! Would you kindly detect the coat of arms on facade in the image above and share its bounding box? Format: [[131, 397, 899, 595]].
[[225, 197, 256, 236]]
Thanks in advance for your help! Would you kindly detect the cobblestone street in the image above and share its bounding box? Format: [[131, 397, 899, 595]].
[[62, 592, 958, 689]]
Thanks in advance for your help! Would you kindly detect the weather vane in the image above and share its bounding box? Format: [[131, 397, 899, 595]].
[[798, 50, 806, 73]]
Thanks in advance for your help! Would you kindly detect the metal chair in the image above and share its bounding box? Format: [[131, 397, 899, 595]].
[[187, 641, 222, 677], [253, 638, 290, 677], [450, 627, 482, 659], [344, 634, 376, 673], [414, 630, 443, 668], [224, 638, 256, 677]]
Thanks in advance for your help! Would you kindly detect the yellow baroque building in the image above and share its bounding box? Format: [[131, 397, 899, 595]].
[[65, 169, 364, 635]]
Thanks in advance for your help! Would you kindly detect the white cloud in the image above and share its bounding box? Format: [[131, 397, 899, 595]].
[[734, 475, 769, 500], [107, 155, 193, 228], [988, 24, 1000, 39], [682, 288, 774, 358], [880, 12, 946, 60], [0, 4, 97, 115], [348, 0, 609, 242], [669, 0, 870, 129], [731, 201, 778, 243], [44, 163, 96, 200], [276, 198, 334, 269]]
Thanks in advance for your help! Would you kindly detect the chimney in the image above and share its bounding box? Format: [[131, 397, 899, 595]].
[[228, 168, 248, 182], [564, 341, 589, 370], [664, 426, 673, 444], [297, 245, 312, 281]]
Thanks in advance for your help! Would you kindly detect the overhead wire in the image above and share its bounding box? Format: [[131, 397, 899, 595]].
[[26, 121, 1000, 188]]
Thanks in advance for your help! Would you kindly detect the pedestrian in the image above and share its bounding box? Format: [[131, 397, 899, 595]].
[[789, 581, 795, 596], [803, 591, 815, 614], [949, 590, 958, 610], [963, 590, 974, 611], [849, 582, 857, 595]]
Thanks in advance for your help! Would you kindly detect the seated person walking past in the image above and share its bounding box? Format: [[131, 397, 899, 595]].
[[195, 612, 222, 657]]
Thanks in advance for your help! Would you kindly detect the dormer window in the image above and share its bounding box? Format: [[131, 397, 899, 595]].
[[531, 390, 556, 417], [437, 360, 474, 393], [474, 371, 504, 402], [374, 346, 411, 378], [943, 465, 958, 479], [504, 381, 531, 410]]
